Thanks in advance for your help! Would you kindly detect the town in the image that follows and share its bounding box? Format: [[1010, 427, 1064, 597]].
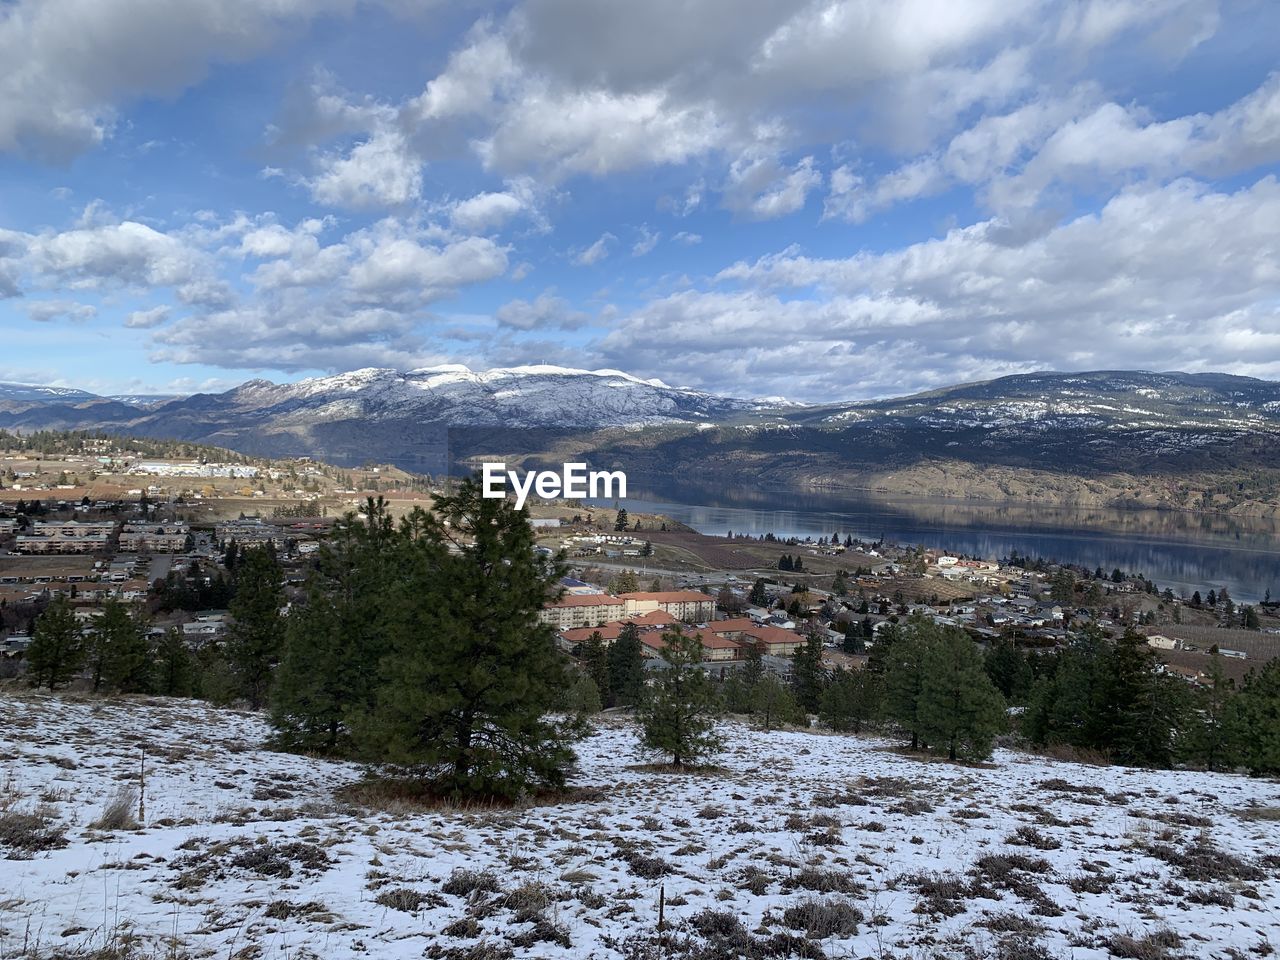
[[3, 432, 1276, 707]]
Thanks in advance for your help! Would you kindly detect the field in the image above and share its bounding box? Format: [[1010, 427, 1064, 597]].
[[2, 693, 1279, 960]]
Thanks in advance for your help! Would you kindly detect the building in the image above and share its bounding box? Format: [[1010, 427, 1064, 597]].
[[119, 522, 190, 553], [538, 593, 627, 629], [15, 519, 115, 554], [619, 590, 716, 623]]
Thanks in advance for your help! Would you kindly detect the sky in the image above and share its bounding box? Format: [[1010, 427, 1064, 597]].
[[0, 0, 1278, 403]]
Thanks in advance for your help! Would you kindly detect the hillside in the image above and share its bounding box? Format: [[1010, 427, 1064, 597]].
[[3, 693, 1279, 960], [3, 369, 1280, 513]]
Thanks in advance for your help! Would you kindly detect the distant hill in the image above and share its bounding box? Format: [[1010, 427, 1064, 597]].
[[3, 368, 1280, 513]]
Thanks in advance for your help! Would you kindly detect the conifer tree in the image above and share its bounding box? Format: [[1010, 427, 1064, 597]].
[[790, 633, 825, 713], [918, 628, 1006, 760], [356, 478, 583, 798], [154, 627, 194, 698], [225, 544, 286, 709], [1224, 660, 1280, 775], [26, 595, 83, 690], [271, 498, 395, 751], [1181, 649, 1235, 770], [607, 623, 645, 706], [636, 628, 723, 766], [95, 599, 151, 693], [751, 674, 806, 730], [581, 630, 612, 707], [881, 619, 929, 749], [819, 666, 880, 733], [1095, 630, 1187, 767]]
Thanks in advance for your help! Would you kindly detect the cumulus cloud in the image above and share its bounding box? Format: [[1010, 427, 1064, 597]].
[[25, 299, 96, 323], [123, 305, 171, 328], [601, 178, 1280, 399], [0, 0, 388, 161], [495, 291, 587, 330], [723, 153, 821, 219]]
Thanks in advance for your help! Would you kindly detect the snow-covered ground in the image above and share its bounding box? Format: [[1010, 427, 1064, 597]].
[[2, 692, 1279, 960]]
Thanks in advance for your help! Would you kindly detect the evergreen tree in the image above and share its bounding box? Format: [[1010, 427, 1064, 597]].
[[1224, 660, 1280, 775], [751, 674, 806, 730], [790, 633, 825, 713], [984, 639, 1034, 703], [26, 596, 83, 690], [881, 620, 928, 749], [271, 498, 396, 752], [93, 599, 151, 693], [918, 629, 1006, 761], [748, 578, 768, 606], [226, 545, 286, 709], [636, 628, 723, 766], [609, 569, 639, 594], [607, 623, 646, 706], [741, 641, 764, 689], [154, 627, 194, 698], [581, 631, 612, 707], [562, 675, 602, 715], [819, 667, 880, 733], [1095, 631, 1187, 767], [356, 479, 583, 798], [779, 554, 792, 572], [1181, 649, 1235, 770], [614, 508, 629, 531]]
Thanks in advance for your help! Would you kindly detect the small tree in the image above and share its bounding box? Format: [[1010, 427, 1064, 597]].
[[636, 628, 723, 766], [225, 545, 286, 709], [154, 627, 194, 698], [614, 508, 629, 532], [581, 631, 612, 706], [881, 621, 928, 749], [819, 667, 880, 734], [96, 599, 152, 694], [917, 629, 1006, 761], [27, 596, 83, 690], [790, 632, 826, 714], [752, 674, 806, 731], [607, 623, 646, 706]]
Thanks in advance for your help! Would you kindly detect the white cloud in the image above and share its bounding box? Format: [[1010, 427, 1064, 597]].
[[723, 153, 821, 220], [495, 291, 587, 330], [572, 232, 615, 266], [0, 0, 385, 161], [346, 235, 508, 302], [25, 299, 96, 323], [632, 225, 660, 257], [309, 128, 422, 209], [123, 305, 171, 328], [602, 177, 1280, 399]]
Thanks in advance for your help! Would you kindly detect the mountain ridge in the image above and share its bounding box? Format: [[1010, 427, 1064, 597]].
[[3, 367, 1280, 514]]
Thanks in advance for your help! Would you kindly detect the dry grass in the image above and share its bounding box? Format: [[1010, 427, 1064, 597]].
[[89, 787, 141, 832]]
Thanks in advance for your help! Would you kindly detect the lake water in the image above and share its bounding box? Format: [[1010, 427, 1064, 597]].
[[595, 482, 1280, 603]]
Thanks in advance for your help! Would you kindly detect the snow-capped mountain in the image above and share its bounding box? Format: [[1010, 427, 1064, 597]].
[[185, 364, 771, 431], [2, 369, 1278, 489]]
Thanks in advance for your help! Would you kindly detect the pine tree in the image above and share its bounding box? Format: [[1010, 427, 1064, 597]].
[[790, 633, 825, 713], [1095, 630, 1187, 767], [225, 544, 286, 709], [356, 479, 583, 798], [918, 629, 1006, 761], [751, 674, 806, 730], [819, 667, 880, 733], [154, 627, 194, 698], [881, 620, 928, 749], [984, 639, 1034, 703], [93, 599, 151, 693], [1181, 649, 1235, 770], [748, 578, 768, 606], [636, 628, 723, 766], [581, 631, 612, 707], [1224, 660, 1280, 775], [26, 596, 83, 690], [614, 508, 629, 531], [271, 499, 395, 752], [607, 623, 646, 706]]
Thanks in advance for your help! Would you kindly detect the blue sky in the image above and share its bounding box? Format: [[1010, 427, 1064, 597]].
[[1, 0, 1278, 402]]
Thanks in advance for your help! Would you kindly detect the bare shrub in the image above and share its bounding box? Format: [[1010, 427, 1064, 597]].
[[90, 788, 140, 831], [781, 898, 863, 938]]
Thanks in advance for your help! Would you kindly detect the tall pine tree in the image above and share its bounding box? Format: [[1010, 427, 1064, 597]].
[[26, 596, 83, 691], [226, 545, 286, 709]]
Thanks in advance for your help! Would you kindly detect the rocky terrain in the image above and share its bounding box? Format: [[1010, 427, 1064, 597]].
[[2, 692, 1279, 960]]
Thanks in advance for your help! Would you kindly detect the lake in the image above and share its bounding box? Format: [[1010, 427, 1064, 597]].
[[594, 482, 1280, 603]]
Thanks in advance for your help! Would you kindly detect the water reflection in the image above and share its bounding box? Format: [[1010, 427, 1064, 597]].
[[593, 482, 1280, 603]]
